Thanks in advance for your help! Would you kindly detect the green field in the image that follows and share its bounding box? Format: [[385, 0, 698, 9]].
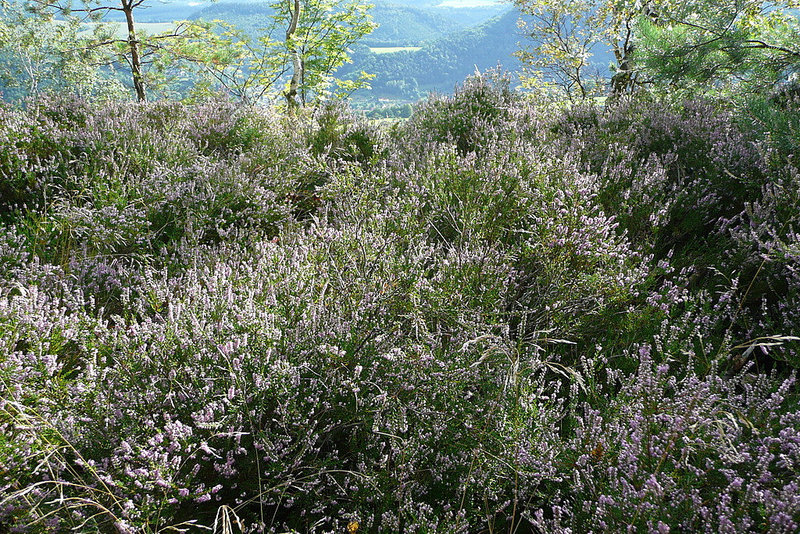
[[369, 46, 422, 54]]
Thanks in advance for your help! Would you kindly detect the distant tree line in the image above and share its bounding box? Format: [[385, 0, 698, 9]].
[[364, 102, 413, 118], [340, 9, 527, 100]]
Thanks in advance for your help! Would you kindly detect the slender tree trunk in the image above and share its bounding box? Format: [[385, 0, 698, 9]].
[[611, 9, 658, 99], [610, 18, 636, 99], [19, 46, 39, 96], [284, 0, 302, 109], [123, 0, 146, 101], [610, 43, 634, 98]]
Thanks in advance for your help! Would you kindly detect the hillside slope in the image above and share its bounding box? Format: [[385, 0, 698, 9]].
[[344, 8, 525, 100], [187, 1, 473, 46], [345, 7, 618, 102]]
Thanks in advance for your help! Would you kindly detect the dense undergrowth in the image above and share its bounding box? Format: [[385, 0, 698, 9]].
[[1, 78, 799, 533]]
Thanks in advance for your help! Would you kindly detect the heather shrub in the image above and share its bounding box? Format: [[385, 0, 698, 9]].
[[505, 151, 647, 345], [0, 226, 30, 275], [533, 349, 800, 533], [182, 99, 269, 155], [139, 156, 290, 252], [1, 92, 799, 533], [403, 72, 519, 156], [1, 227, 564, 532], [743, 89, 800, 167], [306, 102, 387, 167], [392, 142, 527, 246], [0, 107, 69, 213], [31, 93, 95, 129], [723, 164, 800, 367], [540, 97, 800, 371], [282, 103, 388, 219], [553, 99, 765, 260], [383, 119, 651, 357], [0, 99, 307, 262]]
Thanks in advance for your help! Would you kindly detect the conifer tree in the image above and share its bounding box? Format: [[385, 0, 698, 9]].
[[638, 0, 800, 97]]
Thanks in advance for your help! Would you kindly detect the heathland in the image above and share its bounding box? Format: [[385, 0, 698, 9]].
[[1, 77, 799, 531]]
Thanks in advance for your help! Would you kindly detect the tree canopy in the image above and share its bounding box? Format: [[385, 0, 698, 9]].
[[639, 0, 800, 97], [0, 0, 376, 105], [513, 0, 800, 101]]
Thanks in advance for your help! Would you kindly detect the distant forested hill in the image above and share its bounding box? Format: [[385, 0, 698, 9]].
[[364, 3, 462, 46], [188, 3, 273, 36], [343, 7, 617, 103], [188, 1, 479, 46], [185, 1, 517, 102], [343, 8, 525, 101]]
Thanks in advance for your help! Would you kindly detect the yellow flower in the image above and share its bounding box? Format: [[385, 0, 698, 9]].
[[347, 520, 359, 533]]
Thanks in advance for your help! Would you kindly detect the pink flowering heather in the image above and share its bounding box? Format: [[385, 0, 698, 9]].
[[0, 84, 798, 532]]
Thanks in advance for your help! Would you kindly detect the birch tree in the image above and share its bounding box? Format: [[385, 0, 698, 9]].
[[514, 0, 655, 101], [17, 0, 231, 101], [0, 0, 123, 100], [166, 0, 375, 107], [265, 0, 376, 108]]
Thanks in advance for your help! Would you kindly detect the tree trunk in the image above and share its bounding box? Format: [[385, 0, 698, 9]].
[[610, 43, 634, 98], [610, 16, 636, 100], [123, 0, 146, 101], [284, 0, 302, 109]]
